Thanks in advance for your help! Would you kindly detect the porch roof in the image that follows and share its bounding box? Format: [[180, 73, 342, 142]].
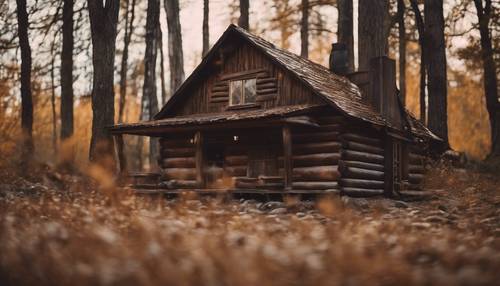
[[109, 104, 326, 136]]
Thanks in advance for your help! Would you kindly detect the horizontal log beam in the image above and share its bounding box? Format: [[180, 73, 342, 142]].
[[292, 181, 338, 190], [341, 150, 384, 164], [214, 81, 228, 87], [340, 178, 384, 189], [409, 164, 425, 173], [162, 168, 197, 180], [410, 154, 425, 164], [341, 133, 382, 146], [161, 157, 196, 168], [160, 139, 192, 148], [339, 160, 384, 172], [162, 180, 199, 189], [292, 153, 340, 167], [293, 166, 340, 181], [224, 155, 248, 166], [211, 91, 229, 97], [292, 131, 340, 143], [408, 173, 424, 184], [256, 78, 275, 84], [212, 86, 229, 92], [257, 88, 278, 95], [342, 187, 384, 197], [162, 147, 195, 157], [294, 142, 341, 155], [211, 97, 229, 103], [258, 82, 277, 89], [225, 166, 247, 176], [339, 166, 384, 180], [342, 141, 384, 155], [220, 68, 267, 80]]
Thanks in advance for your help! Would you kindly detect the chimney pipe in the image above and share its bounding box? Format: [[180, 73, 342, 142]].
[[369, 56, 402, 129], [329, 43, 348, 75]]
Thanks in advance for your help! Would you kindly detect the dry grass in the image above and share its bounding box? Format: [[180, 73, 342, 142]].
[[0, 164, 499, 286]]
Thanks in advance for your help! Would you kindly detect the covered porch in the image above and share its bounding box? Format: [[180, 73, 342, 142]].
[[109, 104, 339, 194]]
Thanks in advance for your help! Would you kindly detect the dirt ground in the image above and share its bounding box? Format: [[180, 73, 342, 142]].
[[0, 163, 498, 286]]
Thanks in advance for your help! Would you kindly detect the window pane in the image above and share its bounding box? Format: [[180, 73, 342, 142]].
[[230, 80, 242, 105], [244, 78, 256, 103]]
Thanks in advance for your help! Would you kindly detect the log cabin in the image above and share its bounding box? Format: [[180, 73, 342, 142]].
[[109, 24, 443, 197]]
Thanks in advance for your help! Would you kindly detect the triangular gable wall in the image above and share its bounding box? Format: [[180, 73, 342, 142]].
[[156, 32, 326, 118]]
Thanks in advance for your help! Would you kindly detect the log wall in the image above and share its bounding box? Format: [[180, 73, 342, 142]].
[[405, 145, 426, 191], [159, 135, 199, 189], [338, 127, 386, 197], [289, 114, 343, 192]]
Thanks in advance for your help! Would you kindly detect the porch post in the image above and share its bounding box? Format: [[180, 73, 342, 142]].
[[384, 135, 394, 196], [282, 125, 292, 191], [195, 131, 205, 188], [113, 134, 128, 176]]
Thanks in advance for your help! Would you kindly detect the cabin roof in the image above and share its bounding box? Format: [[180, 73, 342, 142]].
[[141, 25, 438, 142], [110, 104, 324, 136]]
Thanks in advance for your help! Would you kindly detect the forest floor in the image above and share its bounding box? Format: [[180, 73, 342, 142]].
[[0, 161, 498, 286]]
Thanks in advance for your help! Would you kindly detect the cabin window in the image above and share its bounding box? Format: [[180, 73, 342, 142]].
[[229, 78, 256, 106]]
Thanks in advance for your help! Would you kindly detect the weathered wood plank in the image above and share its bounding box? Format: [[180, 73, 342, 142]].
[[292, 153, 340, 167], [340, 166, 385, 180], [292, 181, 338, 190], [161, 157, 196, 168], [339, 160, 384, 172], [341, 150, 384, 164], [294, 142, 342, 155], [341, 133, 382, 146], [293, 166, 340, 181], [340, 178, 384, 189], [342, 187, 384, 197], [162, 147, 195, 157], [162, 168, 197, 180], [342, 141, 384, 155]]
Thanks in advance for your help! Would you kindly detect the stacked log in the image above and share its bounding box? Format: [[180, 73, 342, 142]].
[[339, 131, 385, 197], [290, 115, 343, 192], [159, 137, 198, 188], [224, 146, 248, 177], [405, 146, 426, 191]]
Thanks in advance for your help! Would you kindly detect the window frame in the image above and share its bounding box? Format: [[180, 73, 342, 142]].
[[229, 78, 257, 106]]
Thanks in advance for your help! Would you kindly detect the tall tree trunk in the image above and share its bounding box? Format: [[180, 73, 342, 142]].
[[337, 0, 354, 72], [61, 0, 74, 140], [424, 0, 448, 145], [157, 26, 167, 105], [202, 0, 209, 57], [397, 0, 406, 104], [50, 54, 58, 155], [164, 0, 185, 95], [88, 0, 120, 167], [118, 0, 136, 123], [15, 0, 34, 162], [410, 0, 426, 124], [300, 0, 309, 58], [238, 0, 249, 30], [473, 0, 499, 157], [137, 86, 149, 169], [144, 0, 160, 169], [358, 0, 389, 71]]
